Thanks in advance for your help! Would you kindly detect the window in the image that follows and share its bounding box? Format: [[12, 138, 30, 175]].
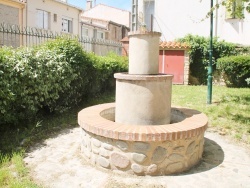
[[97, 31, 104, 39], [225, 0, 244, 19], [36, 9, 50, 29], [114, 27, 117, 39], [53, 14, 57, 22], [62, 17, 73, 33], [81, 27, 88, 37]]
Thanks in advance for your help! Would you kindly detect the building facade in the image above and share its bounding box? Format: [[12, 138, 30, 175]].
[[0, 0, 83, 35], [26, 0, 82, 35], [138, 0, 250, 45], [0, 0, 26, 26], [82, 3, 131, 28]]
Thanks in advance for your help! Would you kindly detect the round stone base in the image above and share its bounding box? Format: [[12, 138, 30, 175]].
[[78, 103, 208, 175]]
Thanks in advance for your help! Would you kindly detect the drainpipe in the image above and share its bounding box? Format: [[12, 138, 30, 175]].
[[25, 0, 28, 46], [207, 0, 213, 104], [79, 10, 81, 37]]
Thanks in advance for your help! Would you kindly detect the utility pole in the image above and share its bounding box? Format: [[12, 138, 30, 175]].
[[131, 0, 138, 31], [207, 0, 213, 104]]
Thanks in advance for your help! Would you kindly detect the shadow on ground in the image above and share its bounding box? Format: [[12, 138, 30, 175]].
[[178, 137, 224, 175]]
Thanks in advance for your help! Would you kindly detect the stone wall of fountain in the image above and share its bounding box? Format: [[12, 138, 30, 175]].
[[78, 31, 208, 175]]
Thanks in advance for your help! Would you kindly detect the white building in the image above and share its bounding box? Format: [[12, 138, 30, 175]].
[[138, 0, 250, 45], [27, 0, 83, 35], [82, 2, 131, 28]]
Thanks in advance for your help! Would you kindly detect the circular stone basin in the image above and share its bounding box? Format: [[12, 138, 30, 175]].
[[78, 103, 208, 175]]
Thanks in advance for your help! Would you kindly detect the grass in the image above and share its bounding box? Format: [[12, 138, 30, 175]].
[[172, 85, 250, 144], [0, 90, 115, 187], [0, 152, 38, 187], [0, 86, 249, 187]]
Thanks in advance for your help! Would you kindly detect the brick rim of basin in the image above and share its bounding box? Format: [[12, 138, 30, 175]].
[[78, 103, 208, 142]]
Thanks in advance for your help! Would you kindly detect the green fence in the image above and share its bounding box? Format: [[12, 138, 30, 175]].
[[0, 22, 122, 56]]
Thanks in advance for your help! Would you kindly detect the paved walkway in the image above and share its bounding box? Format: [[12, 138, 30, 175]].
[[24, 128, 250, 188]]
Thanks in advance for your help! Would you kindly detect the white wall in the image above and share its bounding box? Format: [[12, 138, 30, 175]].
[[216, 6, 250, 45], [83, 4, 130, 28], [139, 0, 250, 45], [26, 0, 82, 35]]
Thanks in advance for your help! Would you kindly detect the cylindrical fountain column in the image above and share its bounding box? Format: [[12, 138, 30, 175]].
[[129, 31, 161, 74], [115, 31, 173, 125]]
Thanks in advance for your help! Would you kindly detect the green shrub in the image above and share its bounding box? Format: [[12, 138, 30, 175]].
[[217, 55, 250, 87], [87, 52, 128, 94], [0, 39, 81, 124], [177, 34, 237, 84], [36, 38, 92, 113], [0, 38, 128, 126]]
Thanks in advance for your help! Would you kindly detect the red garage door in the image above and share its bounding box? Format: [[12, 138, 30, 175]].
[[159, 50, 184, 84]]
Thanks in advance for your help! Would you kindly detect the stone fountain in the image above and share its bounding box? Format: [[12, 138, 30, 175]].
[[78, 31, 208, 175]]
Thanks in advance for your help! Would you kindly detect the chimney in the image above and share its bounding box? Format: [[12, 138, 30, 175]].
[[86, 0, 93, 10]]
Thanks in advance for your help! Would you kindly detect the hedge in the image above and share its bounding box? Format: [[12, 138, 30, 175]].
[[177, 34, 238, 85], [0, 38, 128, 125], [217, 55, 250, 87]]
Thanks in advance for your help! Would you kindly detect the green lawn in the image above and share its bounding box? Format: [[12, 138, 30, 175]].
[[172, 85, 250, 143], [0, 86, 249, 187]]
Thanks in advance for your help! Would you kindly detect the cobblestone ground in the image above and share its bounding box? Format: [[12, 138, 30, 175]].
[[24, 128, 250, 188]]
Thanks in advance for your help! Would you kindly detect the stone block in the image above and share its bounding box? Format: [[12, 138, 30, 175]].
[[97, 156, 110, 168], [103, 143, 113, 151], [167, 162, 183, 173], [93, 148, 99, 154], [134, 142, 150, 151], [92, 138, 101, 148], [169, 154, 184, 162], [152, 146, 167, 163], [111, 152, 130, 169], [99, 148, 109, 158], [186, 141, 196, 155], [173, 146, 185, 152], [131, 164, 143, 173], [116, 141, 128, 151], [147, 164, 158, 174], [132, 153, 147, 164]]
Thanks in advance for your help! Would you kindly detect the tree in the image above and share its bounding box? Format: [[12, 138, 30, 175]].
[[206, 0, 250, 19]]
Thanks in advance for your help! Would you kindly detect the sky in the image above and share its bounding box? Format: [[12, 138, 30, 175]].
[[68, 0, 132, 11]]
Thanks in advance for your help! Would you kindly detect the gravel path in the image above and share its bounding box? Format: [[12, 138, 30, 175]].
[[24, 128, 250, 188]]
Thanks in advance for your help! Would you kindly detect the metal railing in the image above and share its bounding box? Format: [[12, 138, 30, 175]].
[[0, 23, 122, 56]]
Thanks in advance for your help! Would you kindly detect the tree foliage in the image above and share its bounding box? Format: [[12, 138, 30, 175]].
[[177, 34, 237, 84], [206, 0, 250, 19]]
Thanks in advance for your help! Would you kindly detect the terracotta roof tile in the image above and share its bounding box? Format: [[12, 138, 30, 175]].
[[159, 41, 190, 49]]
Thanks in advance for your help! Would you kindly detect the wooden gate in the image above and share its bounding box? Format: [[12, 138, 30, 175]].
[[159, 50, 185, 84]]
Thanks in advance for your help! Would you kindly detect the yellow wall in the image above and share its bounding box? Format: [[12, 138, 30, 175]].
[[0, 0, 26, 27]]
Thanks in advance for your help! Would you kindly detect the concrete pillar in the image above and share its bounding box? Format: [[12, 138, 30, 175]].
[[128, 31, 161, 75], [115, 73, 173, 125]]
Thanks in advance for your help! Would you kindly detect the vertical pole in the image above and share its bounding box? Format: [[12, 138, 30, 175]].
[[131, 0, 138, 31], [207, 0, 213, 104], [151, 14, 153, 31]]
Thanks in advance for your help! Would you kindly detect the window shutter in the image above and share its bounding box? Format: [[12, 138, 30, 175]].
[[69, 20, 73, 33], [36, 10, 43, 28], [44, 11, 49, 29]]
